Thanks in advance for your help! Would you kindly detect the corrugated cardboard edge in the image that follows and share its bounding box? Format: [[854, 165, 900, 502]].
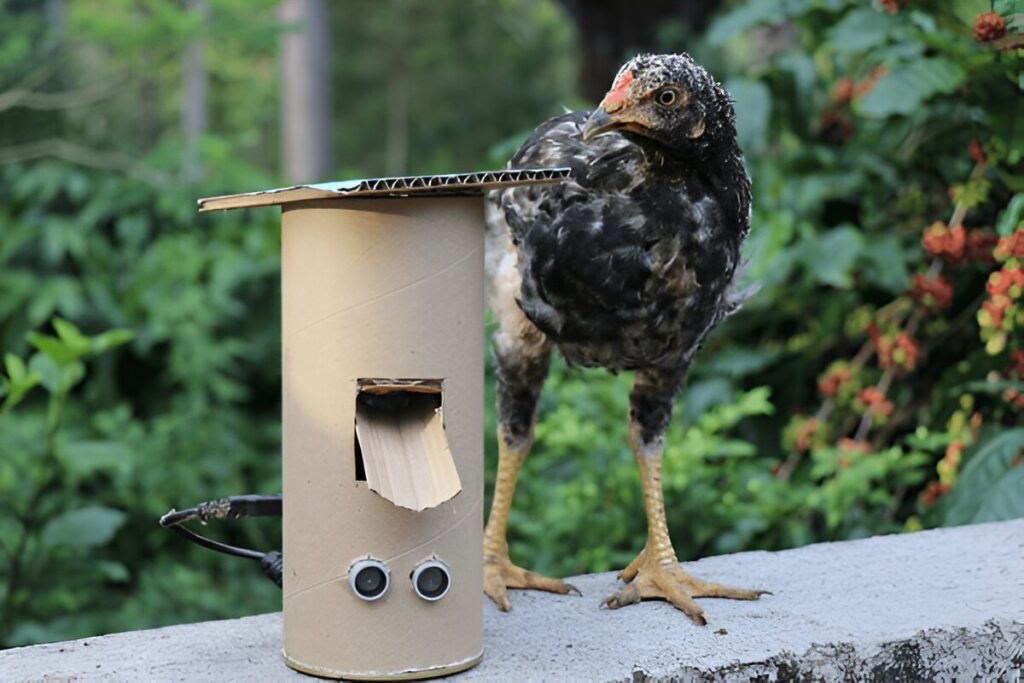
[[196, 167, 571, 212], [355, 380, 461, 512]]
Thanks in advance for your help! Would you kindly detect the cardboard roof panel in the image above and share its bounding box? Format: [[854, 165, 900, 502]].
[[197, 167, 571, 212]]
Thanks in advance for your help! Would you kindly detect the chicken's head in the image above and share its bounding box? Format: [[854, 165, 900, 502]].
[[581, 53, 735, 154]]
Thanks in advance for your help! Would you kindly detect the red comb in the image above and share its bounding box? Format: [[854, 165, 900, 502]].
[[600, 70, 634, 109]]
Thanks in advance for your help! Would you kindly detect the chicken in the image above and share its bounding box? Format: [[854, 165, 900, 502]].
[[483, 53, 766, 624]]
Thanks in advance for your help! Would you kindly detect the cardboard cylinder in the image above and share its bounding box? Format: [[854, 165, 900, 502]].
[[280, 197, 484, 679]]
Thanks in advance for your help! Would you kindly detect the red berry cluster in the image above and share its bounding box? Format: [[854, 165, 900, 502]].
[[832, 78, 855, 107], [1001, 350, 1024, 409], [908, 273, 954, 309], [921, 481, 950, 506], [880, 0, 908, 15], [867, 323, 919, 370], [788, 416, 821, 454], [922, 222, 1000, 264], [818, 365, 853, 397], [966, 230, 998, 263], [995, 231, 1024, 261], [837, 437, 871, 454], [823, 66, 890, 142], [1003, 387, 1024, 409], [857, 387, 894, 418], [973, 12, 1007, 43], [922, 222, 966, 261], [1010, 349, 1024, 377], [968, 139, 987, 165], [978, 235, 1023, 345], [856, 66, 888, 96], [831, 66, 889, 106]]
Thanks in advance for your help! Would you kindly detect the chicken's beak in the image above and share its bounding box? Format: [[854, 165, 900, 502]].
[[581, 107, 619, 142]]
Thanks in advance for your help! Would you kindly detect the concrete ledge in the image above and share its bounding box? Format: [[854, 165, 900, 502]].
[[2, 520, 1022, 681]]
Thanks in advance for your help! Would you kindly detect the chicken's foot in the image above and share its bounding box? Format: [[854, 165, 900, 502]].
[[603, 420, 768, 624]]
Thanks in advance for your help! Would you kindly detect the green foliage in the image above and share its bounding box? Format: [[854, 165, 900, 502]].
[[857, 58, 967, 118], [0, 320, 136, 645], [940, 429, 1024, 524], [1, 0, 1021, 649]]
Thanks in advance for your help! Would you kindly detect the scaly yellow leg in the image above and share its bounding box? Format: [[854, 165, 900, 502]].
[[483, 428, 578, 611], [604, 419, 768, 624]]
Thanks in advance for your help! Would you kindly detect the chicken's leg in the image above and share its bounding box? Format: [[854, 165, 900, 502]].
[[604, 371, 767, 624], [483, 428, 578, 610], [483, 304, 578, 611]]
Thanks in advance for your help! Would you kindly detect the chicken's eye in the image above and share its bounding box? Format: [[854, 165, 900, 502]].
[[655, 88, 679, 108]]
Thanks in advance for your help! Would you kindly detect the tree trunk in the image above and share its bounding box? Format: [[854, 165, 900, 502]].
[[557, 0, 725, 103], [182, 0, 209, 182], [279, 0, 332, 184]]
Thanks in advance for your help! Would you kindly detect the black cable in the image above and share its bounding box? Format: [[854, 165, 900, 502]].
[[260, 551, 284, 587], [159, 494, 284, 587]]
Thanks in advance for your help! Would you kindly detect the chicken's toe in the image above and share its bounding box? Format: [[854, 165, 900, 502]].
[[484, 555, 579, 610]]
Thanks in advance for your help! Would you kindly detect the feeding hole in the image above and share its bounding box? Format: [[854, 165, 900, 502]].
[[354, 383, 442, 481], [353, 380, 460, 511]]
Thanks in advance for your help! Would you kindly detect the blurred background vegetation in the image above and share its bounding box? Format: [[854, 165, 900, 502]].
[[0, 0, 1021, 648]]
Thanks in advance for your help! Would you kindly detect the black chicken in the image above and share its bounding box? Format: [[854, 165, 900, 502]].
[[483, 53, 766, 624]]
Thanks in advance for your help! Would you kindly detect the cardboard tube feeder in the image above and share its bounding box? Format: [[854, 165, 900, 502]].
[[164, 169, 568, 680]]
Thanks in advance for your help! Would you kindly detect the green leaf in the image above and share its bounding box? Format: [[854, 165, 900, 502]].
[[701, 346, 783, 379], [58, 440, 134, 479], [858, 58, 967, 118], [41, 506, 127, 550], [678, 378, 734, 426], [712, 439, 758, 457], [943, 428, 1024, 526], [1, 353, 41, 411], [726, 79, 771, 154], [973, 467, 1024, 522], [962, 379, 1024, 395], [52, 318, 91, 356], [26, 332, 85, 365], [858, 235, 911, 294], [993, 0, 1023, 15], [705, 0, 782, 45], [827, 8, 896, 54], [4, 353, 28, 383], [28, 352, 85, 395], [28, 352, 61, 393], [92, 328, 134, 353], [996, 193, 1024, 237], [705, 0, 820, 45], [96, 560, 131, 583], [802, 226, 865, 288]]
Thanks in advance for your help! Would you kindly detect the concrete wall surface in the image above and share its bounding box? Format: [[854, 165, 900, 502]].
[[1, 519, 1022, 682]]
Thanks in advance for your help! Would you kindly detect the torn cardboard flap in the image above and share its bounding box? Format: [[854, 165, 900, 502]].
[[355, 381, 461, 512]]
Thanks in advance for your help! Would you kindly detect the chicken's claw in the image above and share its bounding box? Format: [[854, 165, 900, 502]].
[[484, 555, 579, 611]]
